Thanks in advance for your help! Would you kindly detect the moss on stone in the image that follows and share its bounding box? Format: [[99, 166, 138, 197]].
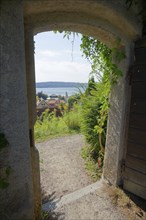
[[0, 133, 9, 151], [0, 178, 9, 189]]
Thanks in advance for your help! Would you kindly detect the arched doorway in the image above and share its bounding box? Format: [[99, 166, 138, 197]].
[[0, 1, 142, 219], [24, 1, 141, 218]]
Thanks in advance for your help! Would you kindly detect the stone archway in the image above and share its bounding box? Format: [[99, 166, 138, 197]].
[[0, 1, 142, 219]]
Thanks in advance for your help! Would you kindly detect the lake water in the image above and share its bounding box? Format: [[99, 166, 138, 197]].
[[36, 87, 84, 96]]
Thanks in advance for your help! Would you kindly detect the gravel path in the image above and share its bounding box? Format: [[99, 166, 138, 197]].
[[36, 134, 93, 203], [36, 134, 146, 220]]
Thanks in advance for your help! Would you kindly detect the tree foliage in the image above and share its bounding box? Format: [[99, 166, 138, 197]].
[[85, 76, 96, 96], [37, 91, 48, 100], [80, 35, 124, 154], [68, 93, 81, 109], [54, 31, 126, 170]]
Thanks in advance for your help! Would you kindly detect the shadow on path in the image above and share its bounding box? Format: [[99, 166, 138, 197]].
[[42, 191, 65, 220], [124, 190, 146, 212]]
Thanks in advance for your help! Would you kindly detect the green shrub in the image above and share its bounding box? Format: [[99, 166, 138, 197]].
[[63, 104, 82, 132], [34, 106, 82, 142], [80, 81, 108, 171]]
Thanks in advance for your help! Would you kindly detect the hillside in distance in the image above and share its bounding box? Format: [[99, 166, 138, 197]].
[[36, 81, 87, 88]]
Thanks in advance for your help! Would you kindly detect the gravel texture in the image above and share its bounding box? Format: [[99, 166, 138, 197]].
[[36, 134, 146, 220], [36, 134, 93, 203]]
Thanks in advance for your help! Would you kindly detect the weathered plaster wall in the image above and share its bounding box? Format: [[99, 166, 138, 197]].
[[103, 42, 134, 185], [0, 1, 35, 219], [0, 0, 143, 219], [24, 0, 142, 47]]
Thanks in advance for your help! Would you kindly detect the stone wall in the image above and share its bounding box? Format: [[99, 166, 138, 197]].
[[103, 42, 135, 185], [0, 1, 35, 219]]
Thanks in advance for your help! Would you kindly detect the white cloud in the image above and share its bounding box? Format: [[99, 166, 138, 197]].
[[36, 49, 82, 60], [35, 59, 91, 83], [34, 32, 91, 82], [34, 44, 91, 83], [63, 49, 81, 55], [39, 50, 60, 57]]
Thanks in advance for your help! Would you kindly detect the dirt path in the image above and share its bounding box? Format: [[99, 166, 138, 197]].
[[36, 134, 93, 203], [36, 134, 146, 220]]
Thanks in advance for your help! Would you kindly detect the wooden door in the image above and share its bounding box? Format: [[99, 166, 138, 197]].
[[123, 39, 146, 199]]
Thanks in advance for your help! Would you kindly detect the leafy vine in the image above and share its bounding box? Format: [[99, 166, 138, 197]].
[[54, 31, 126, 167], [80, 35, 125, 154]]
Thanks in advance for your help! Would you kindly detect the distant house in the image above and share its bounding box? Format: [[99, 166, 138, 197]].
[[47, 99, 59, 109], [36, 99, 49, 110], [36, 98, 66, 116], [36, 99, 49, 116], [47, 99, 65, 109], [49, 94, 58, 99]]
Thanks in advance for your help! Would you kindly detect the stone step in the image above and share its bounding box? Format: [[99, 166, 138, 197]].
[[42, 180, 103, 211]]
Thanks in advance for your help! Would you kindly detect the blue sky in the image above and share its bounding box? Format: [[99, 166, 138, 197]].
[[34, 31, 91, 83]]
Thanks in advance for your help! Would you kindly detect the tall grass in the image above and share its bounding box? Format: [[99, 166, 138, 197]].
[[34, 104, 82, 142], [63, 104, 81, 132]]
